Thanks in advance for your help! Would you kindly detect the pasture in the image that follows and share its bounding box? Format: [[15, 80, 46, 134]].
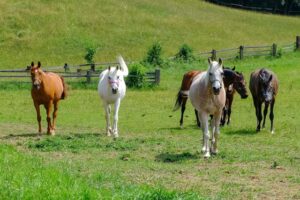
[[1, 52, 300, 199]]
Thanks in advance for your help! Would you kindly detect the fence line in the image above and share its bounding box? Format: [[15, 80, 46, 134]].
[[0, 36, 299, 84]]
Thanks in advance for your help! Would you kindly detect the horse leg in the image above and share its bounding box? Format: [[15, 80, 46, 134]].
[[112, 99, 121, 138], [227, 95, 233, 125], [52, 101, 59, 134], [195, 109, 201, 128], [198, 112, 210, 158], [180, 97, 187, 128], [262, 102, 269, 129], [270, 99, 275, 134], [45, 102, 54, 135], [104, 103, 112, 136], [255, 100, 262, 132], [211, 112, 221, 155], [34, 102, 42, 134], [220, 106, 226, 126]]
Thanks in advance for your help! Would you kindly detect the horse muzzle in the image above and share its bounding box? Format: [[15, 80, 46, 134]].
[[212, 87, 221, 95], [112, 88, 118, 94], [33, 82, 41, 90], [241, 94, 248, 99]]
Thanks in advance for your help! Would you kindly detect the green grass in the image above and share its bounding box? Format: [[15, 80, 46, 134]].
[[1, 52, 300, 199], [1, 0, 300, 198], [0, 0, 299, 68]]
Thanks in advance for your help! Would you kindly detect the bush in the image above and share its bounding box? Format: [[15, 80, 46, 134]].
[[127, 63, 147, 88], [84, 46, 97, 64], [144, 42, 163, 67], [175, 44, 195, 62]]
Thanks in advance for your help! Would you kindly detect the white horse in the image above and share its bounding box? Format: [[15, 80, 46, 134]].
[[98, 56, 128, 138], [189, 58, 226, 158]]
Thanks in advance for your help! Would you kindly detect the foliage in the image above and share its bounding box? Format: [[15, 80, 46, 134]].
[[84, 46, 97, 64], [127, 63, 148, 88], [144, 42, 163, 67], [175, 44, 195, 62]]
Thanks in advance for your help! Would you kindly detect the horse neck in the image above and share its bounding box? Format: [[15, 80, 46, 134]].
[[223, 69, 235, 87]]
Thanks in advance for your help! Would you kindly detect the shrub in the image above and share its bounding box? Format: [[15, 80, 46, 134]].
[[127, 63, 147, 88], [84, 46, 97, 64], [175, 44, 195, 62], [144, 42, 163, 67]]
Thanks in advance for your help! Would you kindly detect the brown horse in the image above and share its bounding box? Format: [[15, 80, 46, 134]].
[[249, 68, 278, 133], [220, 69, 248, 126], [30, 62, 67, 135], [173, 67, 248, 128]]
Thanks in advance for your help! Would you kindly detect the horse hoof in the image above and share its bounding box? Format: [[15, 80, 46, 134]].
[[180, 125, 183, 129], [48, 130, 55, 136], [211, 149, 218, 155], [271, 130, 274, 134], [204, 152, 211, 158]]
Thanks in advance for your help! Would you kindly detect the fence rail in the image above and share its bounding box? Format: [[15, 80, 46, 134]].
[[197, 36, 298, 61], [0, 36, 299, 84], [0, 64, 161, 85]]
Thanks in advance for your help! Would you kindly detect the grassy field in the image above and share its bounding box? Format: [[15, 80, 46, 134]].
[[0, 0, 299, 68], [1, 0, 300, 199], [1, 52, 300, 199]]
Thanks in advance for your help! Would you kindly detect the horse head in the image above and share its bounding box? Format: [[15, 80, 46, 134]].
[[259, 69, 274, 103], [233, 71, 248, 99], [208, 58, 224, 95], [30, 61, 43, 90]]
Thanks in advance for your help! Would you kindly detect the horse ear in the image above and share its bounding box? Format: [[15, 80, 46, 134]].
[[208, 58, 212, 64], [117, 65, 119, 70], [37, 61, 41, 68], [31, 62, 34, 67], [268, 74, 273, 82], [218, 58, 223, 66], [108, 66, 111, 71], [232, 66, 235, 71]]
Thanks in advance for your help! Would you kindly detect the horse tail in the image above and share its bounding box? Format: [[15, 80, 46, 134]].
[[117, 55, 128, 77], [60, 76, 68, 99], [173, 90, 184, 111]]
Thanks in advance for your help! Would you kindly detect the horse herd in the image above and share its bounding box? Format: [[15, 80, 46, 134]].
[[29, 56, 278, 158]]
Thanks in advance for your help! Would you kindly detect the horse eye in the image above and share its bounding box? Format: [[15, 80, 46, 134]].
[[209, 72, 212, 76], [117, 76, 120, 79], [108, 76, 111, 80]]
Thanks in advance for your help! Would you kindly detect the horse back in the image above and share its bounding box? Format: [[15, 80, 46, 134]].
[[180, 70, 202, 91]]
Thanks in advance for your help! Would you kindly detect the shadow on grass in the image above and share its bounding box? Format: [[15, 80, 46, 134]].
[[0, 133, 40, 139], [155, 152, 199, 163], [159, 124, 200, 132], [224, 128, 257, 135]]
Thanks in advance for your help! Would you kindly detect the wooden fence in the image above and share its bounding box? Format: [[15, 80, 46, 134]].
[[196, 36, 299, 61], [0, 62, 161, 85], [0, 36, 299, 85]]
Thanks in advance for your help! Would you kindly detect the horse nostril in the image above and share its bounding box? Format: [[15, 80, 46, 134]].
[[112, 88, 118, 94]]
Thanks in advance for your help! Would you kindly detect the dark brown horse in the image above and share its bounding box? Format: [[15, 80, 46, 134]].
[[173, 67, 248, 128], [30, 62, 67, 135], [249, 68, 278, 133], [220, 69, 248, 126]]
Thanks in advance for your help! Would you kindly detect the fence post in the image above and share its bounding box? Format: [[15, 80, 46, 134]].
[[239, 46, 244, 60], [155, 69, 160, 85], [86, 70, 91, 83], [272, 43, 277, 56], [64, 63, 69, 72], [211, 49, 217, 60], [90, 63, 95, 71], [296, 36, 300, 50]]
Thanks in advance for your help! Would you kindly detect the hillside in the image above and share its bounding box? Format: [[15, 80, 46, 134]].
[[0, 0, 299, 68]]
